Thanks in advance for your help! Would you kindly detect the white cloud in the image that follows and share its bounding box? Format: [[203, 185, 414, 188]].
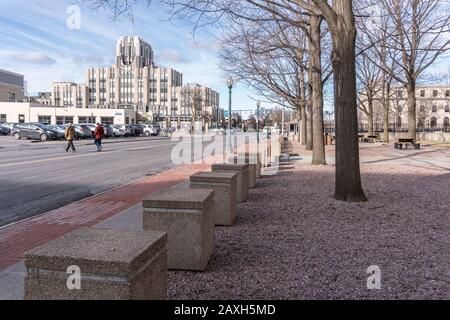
[[6, 52, 57, 65], [156, 48, 192, 64]]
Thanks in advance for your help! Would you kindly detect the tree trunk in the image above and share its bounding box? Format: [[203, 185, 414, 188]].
[[309, 15, 327, 165], [300, 105, 307, 145], [331, 0, 367, 202], [407, 81, 417, 139], [383, 81, 390, 143], [367, 98, 374, 136], [306, 101, 313, 150]]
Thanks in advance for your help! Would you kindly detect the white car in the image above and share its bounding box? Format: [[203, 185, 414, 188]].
[[142, 125, 158, 137]]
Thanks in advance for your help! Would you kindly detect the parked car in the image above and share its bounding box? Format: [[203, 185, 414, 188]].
[[142, 124, 159, 137], [12, 123, 62, 142], [0, 124, 10, 135], [78, 123, 97, 137], [49, 125, 66, 137], [114, 125, 132, 136], [73, 124, 93, 139], [103, 125, 114, 138], [1, 122, 16, 134], [130, 124, 144, 137], [111, 125, 127, 137]]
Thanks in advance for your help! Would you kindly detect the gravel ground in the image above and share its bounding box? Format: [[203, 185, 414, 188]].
[[168, 144, 450, 299]]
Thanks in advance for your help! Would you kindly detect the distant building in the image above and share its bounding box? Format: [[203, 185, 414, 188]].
[[27, 92, 52, 105], [0, 69, 24, 103], [359, 85, 450, 132], [49, 36, 221, 128]]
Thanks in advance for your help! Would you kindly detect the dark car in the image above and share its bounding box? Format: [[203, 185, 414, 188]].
[[103, 125, 114, 138], [0, 124, 10, 135], [73, 124, 93, 139], [130, 124, 144, 137], [12, 123, 62, 142], [1, 123, 16, 134]]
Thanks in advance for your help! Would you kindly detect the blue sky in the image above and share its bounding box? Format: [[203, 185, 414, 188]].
[[1, 0, 448, 114], [0, 0, 264, 112]]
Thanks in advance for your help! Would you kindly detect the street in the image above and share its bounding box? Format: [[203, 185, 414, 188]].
[[0, 136, 205, 227]]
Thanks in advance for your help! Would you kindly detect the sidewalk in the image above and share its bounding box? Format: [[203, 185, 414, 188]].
[[0, 163, 210, 271], [2, 143, 448, 299]]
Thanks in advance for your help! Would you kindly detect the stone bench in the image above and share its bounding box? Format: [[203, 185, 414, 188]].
[[190, 171, 238, 226], [143, 188, 215, 271], [212, 163, 249, 203], [24, 227, 167, 300]]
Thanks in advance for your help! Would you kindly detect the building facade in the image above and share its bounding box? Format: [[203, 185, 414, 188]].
[[0, 69, 24, 103], [359, 85, 450, 132], [0, 102, 135, 125], [49, 36, 220, 128]]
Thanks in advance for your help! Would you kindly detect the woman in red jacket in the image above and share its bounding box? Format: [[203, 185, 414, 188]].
[[94, 123, 104, 152]]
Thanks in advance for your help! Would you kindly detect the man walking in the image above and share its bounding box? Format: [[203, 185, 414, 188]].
[[64, 123, 76, 153], [94, 123, 104, 152]]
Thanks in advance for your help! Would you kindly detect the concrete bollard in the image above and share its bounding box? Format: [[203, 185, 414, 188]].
[[24, 227, 168, 300], [212, 163, 249, 203], [228, 153, 259, 188], [190, 171, 238, 226], [143, 188, 215, 271]]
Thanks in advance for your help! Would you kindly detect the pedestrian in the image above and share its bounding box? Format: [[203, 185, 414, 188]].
[[94, 123, 104, 152], [64, 123, 76, 153]]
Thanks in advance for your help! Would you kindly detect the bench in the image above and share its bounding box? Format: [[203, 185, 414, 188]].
[[394, 138, 420, 150]]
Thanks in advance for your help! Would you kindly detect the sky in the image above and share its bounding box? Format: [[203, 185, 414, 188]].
[[0, 0, 265, 112], [0, 0, 449, 115]]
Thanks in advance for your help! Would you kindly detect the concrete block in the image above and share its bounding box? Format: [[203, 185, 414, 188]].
[[190, 171, 238, 226], [212, 163, 249, 202], [229, 153, 260, 187], [24, 227, 167, 300], [143, 188, 215, 271]]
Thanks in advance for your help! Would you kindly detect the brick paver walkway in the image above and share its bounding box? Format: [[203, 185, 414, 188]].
[[0, 163, 210, 270]]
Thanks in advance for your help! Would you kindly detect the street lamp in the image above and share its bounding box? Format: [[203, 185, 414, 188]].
[[256, 100, 260, 144], [227, 77, 234, 153]]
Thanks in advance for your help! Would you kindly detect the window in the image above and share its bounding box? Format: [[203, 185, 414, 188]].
[[38, 116, 51, 124], [100, 117, 114, 125], [430, 117, 437, 128], [397, 90, 403, 98], [445, 105, 450, 113], [0, 114, 6, 122], [420, 105, 425, 112], [420, 90, 426, 97], [56, 116, 74, 125], [433, 90, 438, 97], [18, 114, 25, 123], [78, 117, 95, 124], [432, 105, 437, 113], [446, 90, 450, 97], [444, 117, 449, 131]]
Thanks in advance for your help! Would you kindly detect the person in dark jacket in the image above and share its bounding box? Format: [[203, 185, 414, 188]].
[[94, 123, 104, 152], [64, 123, 76, 152]]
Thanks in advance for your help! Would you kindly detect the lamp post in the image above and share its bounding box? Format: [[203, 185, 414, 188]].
[[256, 100, 260, 144], [227, 77, 234, 153]]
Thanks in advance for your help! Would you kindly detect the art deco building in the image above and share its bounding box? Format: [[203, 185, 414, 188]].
[[50, 36, 220, 127]]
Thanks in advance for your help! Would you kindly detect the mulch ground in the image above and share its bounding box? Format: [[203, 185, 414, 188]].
[[168, 145, 450, 299]]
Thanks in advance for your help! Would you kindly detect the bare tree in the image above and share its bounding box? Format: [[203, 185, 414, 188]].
[[361, 0, 450, 139], [82, 0, 368, 201], [357, 52, 382, 136]]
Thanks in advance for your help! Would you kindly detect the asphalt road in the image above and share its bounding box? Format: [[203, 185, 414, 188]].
[[0, 135, 211, 227]]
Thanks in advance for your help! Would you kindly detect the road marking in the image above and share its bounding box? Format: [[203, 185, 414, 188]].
[[0, 142, 179, 169]]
